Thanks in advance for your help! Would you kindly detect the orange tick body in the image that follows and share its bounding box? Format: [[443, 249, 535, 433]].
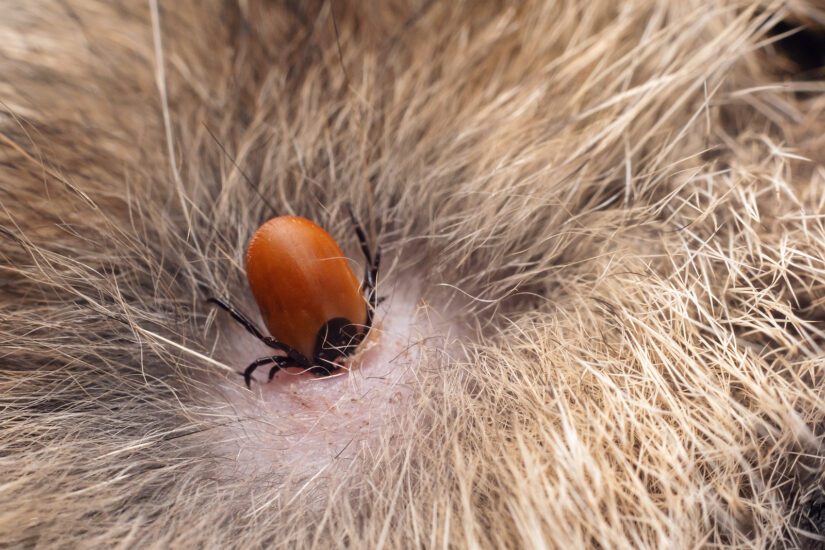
[[209, 212, 380, 388], [246, 216, 366, 359]]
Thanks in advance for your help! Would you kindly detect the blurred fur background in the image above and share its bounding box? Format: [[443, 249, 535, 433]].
[[2, 0, 825, 547]]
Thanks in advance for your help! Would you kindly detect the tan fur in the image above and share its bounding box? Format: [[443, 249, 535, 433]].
[[3, 0, 825, 547]]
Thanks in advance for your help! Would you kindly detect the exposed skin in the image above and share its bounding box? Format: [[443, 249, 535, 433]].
[[3, 1, 825, 549]]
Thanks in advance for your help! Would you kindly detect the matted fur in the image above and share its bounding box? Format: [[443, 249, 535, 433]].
[[2, 0, 825, 547]]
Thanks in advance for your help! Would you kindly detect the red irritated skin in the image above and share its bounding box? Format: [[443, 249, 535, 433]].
[[245, 216, 367, 360]]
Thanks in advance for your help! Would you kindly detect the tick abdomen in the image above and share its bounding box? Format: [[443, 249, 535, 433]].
[[245, 216, 367, 359]]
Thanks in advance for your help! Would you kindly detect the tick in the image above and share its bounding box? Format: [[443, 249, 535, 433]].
[[208, 210, 380, 388]]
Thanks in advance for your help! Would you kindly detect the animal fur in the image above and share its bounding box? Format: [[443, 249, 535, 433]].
[[2, 0, 825, 547]]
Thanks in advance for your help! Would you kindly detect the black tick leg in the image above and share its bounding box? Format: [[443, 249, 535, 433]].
[[346, 206, 381, 333], [243, 355, 303, 388], [207, 297, 305, 358]]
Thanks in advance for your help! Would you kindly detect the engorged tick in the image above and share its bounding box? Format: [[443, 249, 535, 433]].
[[208, 210, 380, 388]]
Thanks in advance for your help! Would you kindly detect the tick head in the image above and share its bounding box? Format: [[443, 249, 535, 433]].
[[312, 317, 364, 371]]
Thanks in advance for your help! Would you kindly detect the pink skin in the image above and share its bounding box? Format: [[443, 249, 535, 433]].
[[208, 278, 452, 483]]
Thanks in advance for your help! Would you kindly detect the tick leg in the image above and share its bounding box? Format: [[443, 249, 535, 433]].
[[347, 205, 373, 267], [346, 206, 381, 333], [207, 297, 267, 340], [207, 296, 305, 359], [242, 355, 301, 389], [243, 356, 275, 388], [364, 247, 381, 330], [267, 356, 301, 382]]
